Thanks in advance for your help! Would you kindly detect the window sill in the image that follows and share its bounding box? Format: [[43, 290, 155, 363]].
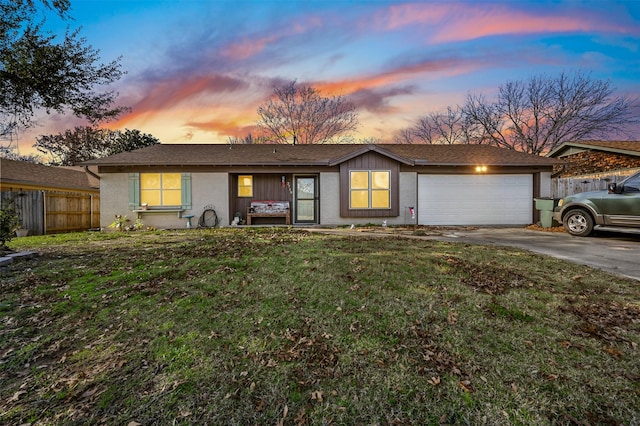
[[133, 209, 185, 218]]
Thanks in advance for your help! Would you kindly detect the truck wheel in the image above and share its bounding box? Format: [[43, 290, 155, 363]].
[[563, 208, 594, 237]]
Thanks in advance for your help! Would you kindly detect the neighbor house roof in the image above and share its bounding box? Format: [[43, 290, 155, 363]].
[[85, 143, 559, 168], [547, 140, 640, 158], [0, 158, 100, 192]]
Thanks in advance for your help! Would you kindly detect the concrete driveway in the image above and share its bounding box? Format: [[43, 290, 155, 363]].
[[425, 227, 640, 282]]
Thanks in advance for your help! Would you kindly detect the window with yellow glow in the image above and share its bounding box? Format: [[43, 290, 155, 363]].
[[238, 175, 253, 197], [140, 173, 182, 206], [350, 170, 390, 209]]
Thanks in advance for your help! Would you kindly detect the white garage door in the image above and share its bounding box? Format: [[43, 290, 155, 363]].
[[418, 174, 533, 225]]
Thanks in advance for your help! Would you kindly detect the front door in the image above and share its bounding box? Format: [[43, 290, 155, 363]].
[[294, 176, 318, 224]]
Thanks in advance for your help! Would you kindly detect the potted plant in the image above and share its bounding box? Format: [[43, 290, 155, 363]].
[[15, 226, 29, 237]]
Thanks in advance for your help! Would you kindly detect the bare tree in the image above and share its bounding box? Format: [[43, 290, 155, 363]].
[[393, 127, 416, 144], [394, 106, 474, 144], [257, 80, 359, 144], [462, 71, 638, 155], [226, 133, 270, 145]]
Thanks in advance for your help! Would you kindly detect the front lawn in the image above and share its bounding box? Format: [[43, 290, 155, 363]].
[[2, 229, 639, 425]]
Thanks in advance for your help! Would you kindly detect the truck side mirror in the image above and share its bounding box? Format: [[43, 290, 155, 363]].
[[608, 182, 622, 194]]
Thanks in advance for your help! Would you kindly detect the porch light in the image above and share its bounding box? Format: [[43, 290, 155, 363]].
[[475, 165, 488, 173]]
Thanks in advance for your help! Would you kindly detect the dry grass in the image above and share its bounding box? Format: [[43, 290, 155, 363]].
[[1, 228, 639, 425]]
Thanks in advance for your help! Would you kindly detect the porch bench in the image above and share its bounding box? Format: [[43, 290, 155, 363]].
[[247, 201, 290, 225]]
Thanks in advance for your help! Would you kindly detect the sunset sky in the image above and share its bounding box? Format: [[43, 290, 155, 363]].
[[14, 0, 640, 152]]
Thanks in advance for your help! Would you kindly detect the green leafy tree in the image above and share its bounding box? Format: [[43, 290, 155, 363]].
[[257, 80, 359, 144], [0, 196, 21, 249], [0, 145, 43, 163], [106, 129, 160, 156], [35, 126, 160, 165], [1, 0, 128, 139]]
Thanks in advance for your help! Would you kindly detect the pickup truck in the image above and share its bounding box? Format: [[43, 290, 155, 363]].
[[553, 170, 640, 236]]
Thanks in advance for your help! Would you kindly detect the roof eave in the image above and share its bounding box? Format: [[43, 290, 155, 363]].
[[547, 142, 640, 158]]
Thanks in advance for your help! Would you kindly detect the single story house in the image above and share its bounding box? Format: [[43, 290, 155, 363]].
[[547, 140, 640, 177], [0, 158, 100, 234], [84, 143, 559, 229]]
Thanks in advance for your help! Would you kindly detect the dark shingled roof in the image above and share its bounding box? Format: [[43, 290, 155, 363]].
[[0, 158, 99, 191], [85, 143, 559, 167]]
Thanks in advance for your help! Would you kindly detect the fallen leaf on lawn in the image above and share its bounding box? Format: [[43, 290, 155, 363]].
[[80, 387, 98, 399], [428, 376, 441, 386], [311, 390, 324, 402], [127, 422, 142, 426], [511, 383, 518, 393], [459, 380, 473, 392], [9, 390, 27, 402], [294, 407, 307, 425], [603, 346, 623, 358], [447, 310, 458, 324], [276, 404, 289, 426]]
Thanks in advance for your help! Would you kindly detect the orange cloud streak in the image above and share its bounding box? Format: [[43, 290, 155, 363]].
[[314, 57, 486, 96]]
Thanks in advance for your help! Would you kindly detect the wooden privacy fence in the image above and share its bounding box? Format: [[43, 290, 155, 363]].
[[552, 168, 640, 198], [1, 190, 100, 235]]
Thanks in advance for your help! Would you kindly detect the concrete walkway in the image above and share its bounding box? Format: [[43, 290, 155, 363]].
[[0, 251, 38, 267]]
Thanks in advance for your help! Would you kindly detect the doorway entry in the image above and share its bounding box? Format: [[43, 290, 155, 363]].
[[294, 175, 318, 224]]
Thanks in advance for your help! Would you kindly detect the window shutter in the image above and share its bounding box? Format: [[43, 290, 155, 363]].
[[181, 173, 192, 209], [128, 173, 140, 210]]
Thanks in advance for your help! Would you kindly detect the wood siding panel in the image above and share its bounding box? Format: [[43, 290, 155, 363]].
[[340, 152, 399, 218], [231, 174, 293, 222]]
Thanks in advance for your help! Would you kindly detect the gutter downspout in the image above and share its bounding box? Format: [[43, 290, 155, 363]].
[[84, 166, 100, 230], [84, 166, 101, 181]]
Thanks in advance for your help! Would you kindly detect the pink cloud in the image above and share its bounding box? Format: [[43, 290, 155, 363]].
[[114, 74, 249, 127], [221, 35, 279, 61], [377, 3, 639, 43], [220, 14, 326, 61]]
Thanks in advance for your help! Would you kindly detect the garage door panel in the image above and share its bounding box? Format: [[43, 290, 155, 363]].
[[418, 174, 532, 225]]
